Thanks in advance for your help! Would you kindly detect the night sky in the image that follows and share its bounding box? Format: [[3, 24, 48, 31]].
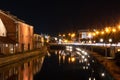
[[1, 0, 120, 36]]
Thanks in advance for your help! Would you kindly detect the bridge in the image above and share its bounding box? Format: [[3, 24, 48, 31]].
[[48, 42, 120, 80], [48, 42, 120, 58]]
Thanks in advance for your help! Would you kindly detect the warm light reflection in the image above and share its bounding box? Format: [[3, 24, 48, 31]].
[[64, 39, 68, 43], [63, 34, 65, 37], [118, 25, 120, 30], [62, 55, 65, 63], [101, 72, 105, 77], [83, 66, 85, 69], [59, 34, 61, 36], [117, 49, 120, 52], [68, 57, 71, 63], [59, 55, 61, 64], [89, 77, 92, 80], [68, 33, 71, 36], [71, 33, 75, 38], [71, 57, 75, 62]]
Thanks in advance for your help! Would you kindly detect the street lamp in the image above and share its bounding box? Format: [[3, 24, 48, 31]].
[[63, 34, 65, 37], [109, 38, 112, 43], [100, 38, 104, 42], [95, 31, 99, 35], [112, 28, 116, 33], [101, 31, 104, 35]]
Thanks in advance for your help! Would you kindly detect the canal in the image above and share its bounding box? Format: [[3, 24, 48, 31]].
[[0, 46, 115, 80], [34, 46, 114, 80]]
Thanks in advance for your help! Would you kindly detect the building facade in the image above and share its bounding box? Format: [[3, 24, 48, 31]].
[[0, 10, 34, 55], [18, 22, 33, 52], [0, 13, 17, 55], [78, 29, 93, 43], [33, 34, 44, 49]]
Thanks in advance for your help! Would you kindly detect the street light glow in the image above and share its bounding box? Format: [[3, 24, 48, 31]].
[[71, 33, 75, 38], [109, 38, 112, 42], [112, 28, 116, 32], [100, 38, 104, 42], [96, 31, 99, 35], [101, 31, 104, 35], [105, 27, 110, 33]]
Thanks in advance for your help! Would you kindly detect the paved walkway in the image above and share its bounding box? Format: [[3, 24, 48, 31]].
[[0, 46, 47, 67], [86, 50, 120, 80]]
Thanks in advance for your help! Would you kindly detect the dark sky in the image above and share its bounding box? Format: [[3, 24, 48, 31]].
[[1, 0, 120, 36]]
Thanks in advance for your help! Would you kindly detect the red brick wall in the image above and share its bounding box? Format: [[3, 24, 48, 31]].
[[0, 11, 34, 53], [18, 22, 33, 52]]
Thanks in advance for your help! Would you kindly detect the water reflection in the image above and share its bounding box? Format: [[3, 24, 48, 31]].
[[0, 56, 44, 80], [41, 46, 114, 80]]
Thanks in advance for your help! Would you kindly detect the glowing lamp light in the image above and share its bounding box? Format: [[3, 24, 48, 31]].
[[101, 31, 104, 35], [71, 33, 75, 37], [64, 39, 68, 43], [112, 28, 116, 32], [92, 33, 96, 36], [117, 49, 120, 52], [101, 72, 105, 77], [100, 38, 104, 42], [96, 31, 99, 35], [118, 25, 120, 30], [109, 38, 112, 42], [63, 34, 65, 37], [105, 28, 110, 33], [59, 34, 61, 36]]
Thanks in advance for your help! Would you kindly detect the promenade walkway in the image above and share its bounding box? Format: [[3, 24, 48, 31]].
[[0, 46, 47, 67], [86, 50, 120, 80]]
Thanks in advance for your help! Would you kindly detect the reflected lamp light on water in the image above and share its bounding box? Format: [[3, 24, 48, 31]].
[[71, 57, 75, 62], [82, 55, 85, 59], [101, 72, 105, 77]]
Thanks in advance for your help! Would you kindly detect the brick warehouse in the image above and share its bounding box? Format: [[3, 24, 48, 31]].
[[0, 10, 34, 55]]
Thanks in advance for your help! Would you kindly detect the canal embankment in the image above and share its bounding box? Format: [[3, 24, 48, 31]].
[[85, 49, 120, 80], [0, 46, 47, 67]]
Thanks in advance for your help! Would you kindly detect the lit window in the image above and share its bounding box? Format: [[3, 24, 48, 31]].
[[6, 44, 8, 47], [16, 44, 18, 47]]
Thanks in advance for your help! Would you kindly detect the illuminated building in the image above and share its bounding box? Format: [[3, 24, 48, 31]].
[[33, 34, 44, 49], [0, 10, 34, 54], [78, 29, 93, 43]]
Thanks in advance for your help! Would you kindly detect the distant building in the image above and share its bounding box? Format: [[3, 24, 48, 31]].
[[0, 10, 34, 55], [78, 29, 93, 43], [33, 34, 44, 49]]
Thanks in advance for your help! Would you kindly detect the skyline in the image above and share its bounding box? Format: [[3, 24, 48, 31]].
[[1, 0, 120, 36]]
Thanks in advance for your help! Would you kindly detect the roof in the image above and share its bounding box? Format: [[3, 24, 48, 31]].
[[0, 10, 25, 22], [0, 36, 18, 44]]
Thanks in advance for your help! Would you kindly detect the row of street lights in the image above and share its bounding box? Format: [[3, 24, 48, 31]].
[[88, 25, 120, 43]]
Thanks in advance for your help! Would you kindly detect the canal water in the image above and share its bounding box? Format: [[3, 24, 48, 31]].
[[34, 46, 114, 80], [0, 46, 115, 80]]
